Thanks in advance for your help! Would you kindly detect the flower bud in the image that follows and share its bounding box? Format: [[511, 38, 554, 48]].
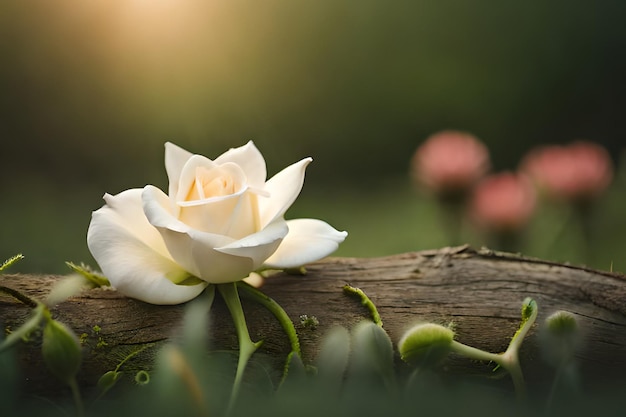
[[97, 370, 123, 394], [520, 141, 613, 203], [410, 130, 490, 197], [545, 310, 578, 335], [541, 311, 580, 367], [398, 323, 454, 365], [470, 172, 536, 233], [42, 319, 82, 384]]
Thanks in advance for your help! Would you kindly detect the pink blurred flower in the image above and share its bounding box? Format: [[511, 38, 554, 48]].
[[470, 172, 536, 232], [520, 141, 613, 202], [411, 130, 490, 195]]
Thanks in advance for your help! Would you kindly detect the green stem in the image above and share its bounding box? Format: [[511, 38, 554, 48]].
[[449, 340, 501, 363], [0, 254, 24, 272], [343, 284, 383, 327], [217, 283, 262, 414], [507, 298, 538, 356], [68, 377, 84, 417], [114, 343, 155, 373], [499, 298, 537, 400], [236, 282, 301, 357], [0, 285, 38, 308], [573, 202, 594, 265], [236, 281, 302, 385], [449, 299, 537, 401], [500, 351, 526, 400], [0, 302, 46, 354], [449, 341, 526, 400], [535, 206, 574, 258], [436, 195, 466, 246], [545, 365, 563, 415]]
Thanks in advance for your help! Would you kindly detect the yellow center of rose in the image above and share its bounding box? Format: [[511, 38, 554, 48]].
[[186, 166, 239, 202], [178, 164, 261, 238]]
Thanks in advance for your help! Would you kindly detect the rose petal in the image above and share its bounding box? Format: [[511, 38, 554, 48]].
[[258, 157, 312, 228], [214, 141, 267, 188], [243, 272, 264, 288], [180, 189, 258, 238], [165, 142, 193, 198], [262, 218, 347, 269], [173, 154, 219, 203], [142, 186, 191, 233], [143, 185, 259, 283], [173, 162, 260, 238], [215, 219, 288, 268], [156, 227, 255, 284], [92, 189, 171, 258], [87, 189, 206, 305], [143, 185, 232, 270]]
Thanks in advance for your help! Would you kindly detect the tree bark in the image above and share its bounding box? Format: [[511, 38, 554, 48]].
[[2, 245, 626, 396]]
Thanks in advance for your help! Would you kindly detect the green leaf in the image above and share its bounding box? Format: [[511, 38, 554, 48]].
[[42, 319, 82, 384], [97, 370, 123, 395], [349, 321, 394, 385], [315, 326, 350, 390]]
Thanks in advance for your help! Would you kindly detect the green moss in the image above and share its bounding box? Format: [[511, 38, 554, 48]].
[[299, 314, 319, 329]]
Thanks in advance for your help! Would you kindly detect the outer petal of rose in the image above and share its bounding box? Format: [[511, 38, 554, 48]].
[[262, 218, 347, 269], [91, 189, 172, 258], [215, 219, 288, 269], [143, 185, 258, 283], [87, 190, 207, 305], [165, 142, 193, 198], [214, 141, 267, 187], [258, 157, 312, 228]]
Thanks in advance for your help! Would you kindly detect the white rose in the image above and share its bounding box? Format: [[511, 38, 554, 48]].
[[87, 141, 347, 305]]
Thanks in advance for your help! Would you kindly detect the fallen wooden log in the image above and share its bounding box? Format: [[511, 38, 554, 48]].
[[2, 245, 626, 397]]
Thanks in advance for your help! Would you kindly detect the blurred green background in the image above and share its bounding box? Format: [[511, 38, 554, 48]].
[[1, 0, 625, 274]]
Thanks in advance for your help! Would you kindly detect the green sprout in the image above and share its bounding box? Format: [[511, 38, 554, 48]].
[[65, 261, 110, 287], [0, 254, 24, 272], [343, 284, 383, 327]]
